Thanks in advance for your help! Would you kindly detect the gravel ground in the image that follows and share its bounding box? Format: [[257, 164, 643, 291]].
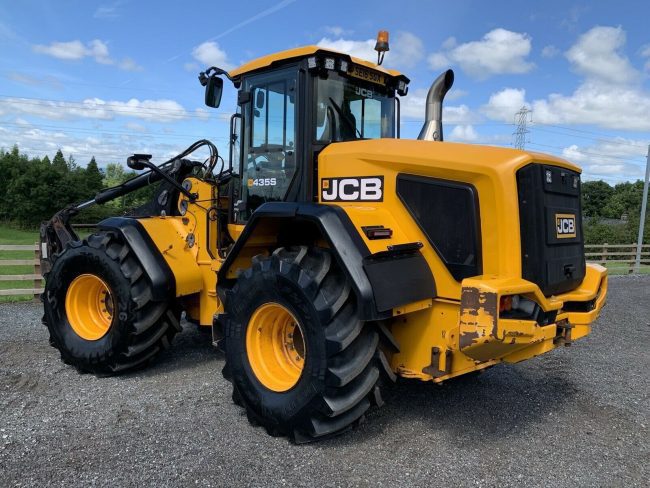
[[0, 275, 648, 487]]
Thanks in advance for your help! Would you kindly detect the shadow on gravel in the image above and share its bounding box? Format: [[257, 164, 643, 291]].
[[319, 363, 577, 448], [117, 322, 222, 380]]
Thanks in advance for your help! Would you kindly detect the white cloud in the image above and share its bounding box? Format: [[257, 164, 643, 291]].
[[484, 83, 650, 131], [532, 82, 650, 131], [34, 40, 93, 60], [427, 52, 450, 70], [192, 41, 233, 70], [0, 118, 228, 168], [446, 89, 468, 101], [94, 4, 121, 19], [441, 37, 457, 50], [641, 44, 650, 71], [118, 57, 143, 72], [88, 39, 112, 64], [565, 26, 638, 84], [482, 88, 528, 121], [443, 105, 476, 125], [0, 97, 189, 123], [448, 125, 478, 142], [124, 122, 147, 133], [317, 37, 375, 62], [541, 45, 559, 58], [482, 26, 650, 132], [33, 39, 111, 64], [194, 107, 210, 120], [0, 126, 185, 167], [561, 140, 647, 180], [317, 31, 424, 68], [389, 32, 425, 68], [5, 71, 63, 90], [323, 26, 351, 37], [33, 39, 142, 71], [428, 28, 534, 79], [399, 87, 476, 125]]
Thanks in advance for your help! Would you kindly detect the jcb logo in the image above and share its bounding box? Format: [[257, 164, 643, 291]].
[[355, 87, 374, 99], [321, 176, 384, 202], [556, 213, 577, 239]]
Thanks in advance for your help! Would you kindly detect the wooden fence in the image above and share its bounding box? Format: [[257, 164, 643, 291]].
[[584, 243, 650, 274], [0, 243, 42, 298], [0, 242, 649, 299]]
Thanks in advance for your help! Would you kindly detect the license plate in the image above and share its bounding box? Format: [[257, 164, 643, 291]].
[[349, 65, 386, 85]]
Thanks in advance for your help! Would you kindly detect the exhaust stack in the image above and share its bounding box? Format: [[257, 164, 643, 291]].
[[417, 69, 455, 142]]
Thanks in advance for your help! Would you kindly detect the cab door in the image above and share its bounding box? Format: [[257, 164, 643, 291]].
[[236, 67, 298, 223]]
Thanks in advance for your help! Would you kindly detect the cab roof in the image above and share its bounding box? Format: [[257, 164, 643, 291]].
[[228, 45, 405, 80]]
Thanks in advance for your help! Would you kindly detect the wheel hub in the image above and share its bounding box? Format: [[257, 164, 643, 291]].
[[65, 274, 114, 341], [246, 302, 305, 392]]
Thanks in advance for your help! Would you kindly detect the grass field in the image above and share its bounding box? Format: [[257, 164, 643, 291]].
[[0, 224, 40, 303]]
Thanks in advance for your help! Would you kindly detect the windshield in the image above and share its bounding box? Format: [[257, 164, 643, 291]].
[[315, 73, 395, 142]]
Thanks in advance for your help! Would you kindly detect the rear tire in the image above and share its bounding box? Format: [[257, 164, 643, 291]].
[[43, 231, 181, 375], [222, 246, 396, 442]]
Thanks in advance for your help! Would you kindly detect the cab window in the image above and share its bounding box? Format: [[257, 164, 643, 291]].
[[315, 73, 395, 142]]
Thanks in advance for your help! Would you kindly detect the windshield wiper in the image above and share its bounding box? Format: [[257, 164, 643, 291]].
[[328, 97, 362, 139]]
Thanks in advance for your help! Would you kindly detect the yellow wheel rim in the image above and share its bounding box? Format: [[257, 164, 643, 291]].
[[245, 302, 306, 392], [65, 274, 114, 341]]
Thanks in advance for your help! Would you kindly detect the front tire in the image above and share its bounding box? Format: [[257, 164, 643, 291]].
[[43, 231, 181, 375], [222, 246, 396, 442]]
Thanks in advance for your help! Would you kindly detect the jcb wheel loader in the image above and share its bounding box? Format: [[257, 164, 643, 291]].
[[40, 32, 607, 442]]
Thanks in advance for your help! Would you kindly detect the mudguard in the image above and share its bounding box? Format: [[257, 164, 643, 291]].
[[98, 217, 175, 300], [218, 202, 436, 320]]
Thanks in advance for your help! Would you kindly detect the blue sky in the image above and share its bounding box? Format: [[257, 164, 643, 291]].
[[1, 0, 649, 182]]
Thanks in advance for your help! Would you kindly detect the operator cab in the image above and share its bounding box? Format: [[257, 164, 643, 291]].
[[201, 43, 409, 223]]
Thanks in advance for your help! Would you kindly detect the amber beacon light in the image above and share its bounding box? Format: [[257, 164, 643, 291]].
[[374, 30, 390, 65]]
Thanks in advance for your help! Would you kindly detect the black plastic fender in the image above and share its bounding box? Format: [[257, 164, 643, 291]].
[[98, 217, 175, 300], [218, 202, 436, 320]]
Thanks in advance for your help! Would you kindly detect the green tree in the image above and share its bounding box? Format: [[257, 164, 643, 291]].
[[103, 162, 129, 188], [582, 180, 613, 217], [602, 181, 644, 219], [52, 149, 67, 173], [85, 157, 104, 194], [4, 154, 64, 226], [0, 146, 27, 221], [67, 154, 77, 170]]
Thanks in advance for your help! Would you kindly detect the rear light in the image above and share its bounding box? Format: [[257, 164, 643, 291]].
[[499, 294, 555, 325], [499, 295, 513, 312], [500, 294, 537, 315]]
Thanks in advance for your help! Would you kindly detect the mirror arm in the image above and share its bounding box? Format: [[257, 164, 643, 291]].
[[199, 66, 234, 86]]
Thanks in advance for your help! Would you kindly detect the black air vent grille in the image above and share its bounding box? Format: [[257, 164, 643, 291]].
[[396, 174, 481, 281]]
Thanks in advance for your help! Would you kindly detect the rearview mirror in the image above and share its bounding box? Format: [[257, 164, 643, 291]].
[[205, 76, 223, 108], [126, 154, 152, 171]]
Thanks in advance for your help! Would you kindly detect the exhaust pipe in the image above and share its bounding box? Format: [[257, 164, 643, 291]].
[[417, 69, 455, 142]]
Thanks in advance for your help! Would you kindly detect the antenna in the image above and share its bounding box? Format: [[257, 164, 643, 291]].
[[512, 106, 532, 149]]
